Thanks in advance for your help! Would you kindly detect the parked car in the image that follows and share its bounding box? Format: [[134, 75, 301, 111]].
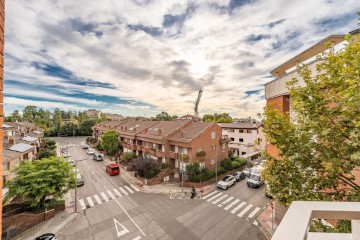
[[81, 143, 89, 149], [106, 164, 120, 176], [233, 171, 246, 182], [63, 152, 70, 158], [243, 167, 251, 177], [93, 154, 103, 161], [67, 158, 75, 167], [217, 175, 236, 190], [87, 148, 95, 155], [73, 168, 80, 175], [76, 174, 84, 187], [34, 233, 57, 240]]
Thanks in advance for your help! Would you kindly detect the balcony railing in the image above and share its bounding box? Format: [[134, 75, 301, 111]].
[[272, 201, 360, 240], [169, 151, 178, 159], [220, 135, 230, 143], [155, 150, 164, 158]]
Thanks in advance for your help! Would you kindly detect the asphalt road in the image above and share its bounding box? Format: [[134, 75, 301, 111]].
[[52, 137, 268, 240]]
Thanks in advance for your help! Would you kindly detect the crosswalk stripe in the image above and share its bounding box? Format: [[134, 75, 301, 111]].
[[113, 188, 122, 197], [253, 220, 259, 226], [224, 199, 240, 210], [202, 191, 218, 200], [237, 204, 253, 218], [86, 197, 95, 207], [107, 190, 116, 199], [218, 196, 234, 207], [125, 186, 135, 194], [133, 236, 141, 240], [231, 202, 246, 214], [119, 187, 129, 195], [247, 207, 260, 219], [79, 199, 86, 210], [207, 192, 223, 202], [94, 194, 102, 205], [130, 184, 140, 192], [100, 192, 109, 202], [212, 195, 228, 204]]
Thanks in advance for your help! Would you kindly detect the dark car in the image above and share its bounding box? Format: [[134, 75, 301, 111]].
[[106, 164, 120, 176], [93, 154, 103, 161], [34, 233, 57, 240], [233, 171, 246, 181]]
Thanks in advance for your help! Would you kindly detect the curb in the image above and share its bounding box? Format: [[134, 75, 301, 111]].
[[54, 212, 81, 236]]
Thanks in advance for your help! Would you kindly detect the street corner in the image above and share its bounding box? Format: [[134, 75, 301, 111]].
[[256, 202, 278, 239]]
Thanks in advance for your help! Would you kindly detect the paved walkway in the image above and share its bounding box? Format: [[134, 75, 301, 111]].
[[256, 202, 279, 239]]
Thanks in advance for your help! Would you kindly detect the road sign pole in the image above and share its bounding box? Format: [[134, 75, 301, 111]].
[[271, 201, 274, 230], [181, 153, 184, 193]]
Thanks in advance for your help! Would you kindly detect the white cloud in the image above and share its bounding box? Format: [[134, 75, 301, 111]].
[[4, 0, 360, 118]]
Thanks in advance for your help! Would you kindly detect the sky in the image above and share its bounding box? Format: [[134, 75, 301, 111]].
[[4, 0, 360, 118]]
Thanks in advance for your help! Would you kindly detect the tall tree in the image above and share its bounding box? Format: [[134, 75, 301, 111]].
[[23, 105, 37, 122], [11, 110, 22, 122], [155, 112, 173, 121], [262, 34, 360, 206], [101, 130, 120, 156], [53, 108, 63, 131], [4, 157, 76, 208]]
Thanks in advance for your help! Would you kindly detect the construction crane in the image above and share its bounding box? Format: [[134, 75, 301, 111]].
[[194, 89, 203, 118]]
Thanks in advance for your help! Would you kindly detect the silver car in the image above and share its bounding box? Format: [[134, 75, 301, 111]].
[[76, 174, 84, 187]]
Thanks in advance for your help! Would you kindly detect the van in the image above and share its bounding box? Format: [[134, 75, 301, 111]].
[[106, 164, 120, 176]]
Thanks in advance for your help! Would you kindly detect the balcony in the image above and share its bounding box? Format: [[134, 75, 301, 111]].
[[129, 144, 136, 151], [122, 143, 130, 149], [142, 146, 150, 153], [155, 150, 164, 158], [220, 135, 231, 143], [272, 201, 360, 240], [169, 151, 178, 159], [136, 145, 142, 151]]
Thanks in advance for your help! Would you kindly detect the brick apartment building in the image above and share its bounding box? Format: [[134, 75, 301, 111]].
[[0, 0, 5, 234], [218, 122, 266, 160], [264, 30, 360, 222], [92, 120, 229, 181]]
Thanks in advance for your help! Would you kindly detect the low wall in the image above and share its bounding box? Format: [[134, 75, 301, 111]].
[[182, 166, 245, 188], [2, 209, 55, 240]]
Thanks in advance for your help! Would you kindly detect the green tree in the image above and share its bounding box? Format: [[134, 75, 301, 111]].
[[59, 122, 79, 136], [11, 110, 22, 122], [53, 108, 63, 131], [203, 113, 233, 123], [4, 157, 75, 208], [101, 130, 120, 156], [23, 106, 37, 122], [262, 34, 360, 206], [79, 119, 97, 135], [155, 112, 173, 121]]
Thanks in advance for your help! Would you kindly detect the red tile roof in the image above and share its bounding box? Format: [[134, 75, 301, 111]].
[[169, 122, 214, 143]]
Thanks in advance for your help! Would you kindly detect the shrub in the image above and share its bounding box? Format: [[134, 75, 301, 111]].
[[238, 158, 248, 167], [132, 157, 160, 179], [96, 144, 104, 151], [45, 139, 56, 147], [231, 161, 241, 169], [122, 152, 135, 163], [86, 136, 94, 144], [161, 163, 169, 169], [220, 158, 232, 171], [38, 150, 56, 159], [215, 166, 226, 175], [196, 150, 206, 157], [144, 168, 160, 179]]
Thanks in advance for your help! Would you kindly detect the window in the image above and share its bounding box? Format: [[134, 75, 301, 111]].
[[230, 138, 235, 141], [239, 138, 244, 142], [211, 132, 216, 139], [211, 159, 216, 165], [227, 129, 234, 133], [246, 130, 252, 133], [182, 148, 187, 154], [258, 138, 262, 142], [200, 162, 205, 169], [241, 152, 247, 155], [239, 129, 244, 133]]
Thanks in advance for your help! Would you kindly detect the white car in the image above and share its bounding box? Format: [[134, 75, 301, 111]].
[[63, 152, 71, 158], [217, 175, 236, 190], [87, 148, 95, 155]]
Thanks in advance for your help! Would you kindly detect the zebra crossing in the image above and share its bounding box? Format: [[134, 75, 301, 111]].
[[202, 190, 262, 225], [78, 184, 139, 210]]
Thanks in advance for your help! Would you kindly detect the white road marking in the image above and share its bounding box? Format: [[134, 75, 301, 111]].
[[119, 187, 129, 196], [113, 197, 146, 236], [207, 192, 223, 202], [218, 196, 234, 207], [237, 204, 253, 218], [130, 184, 140, 192], [113, 218, 129, 237], [253, 220, 259, 226], [94, 194, 102, 205], [87, 197, 95, 207], [124, 186, 134, 194], [113, 188, 122, 197], [79, 199, 86, 210], [224, 199, 240, 210], [133, 236, 141, 240], [247, 207, 261, 219], [100, 192, 109, 202], [212, 195, 228, 204], [107, 190, 116, 199], [202, 191, 218, 200], [231, 202, 246, 214]]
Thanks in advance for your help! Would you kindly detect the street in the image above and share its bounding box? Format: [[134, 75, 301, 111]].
[[53, 137, 269, 240]]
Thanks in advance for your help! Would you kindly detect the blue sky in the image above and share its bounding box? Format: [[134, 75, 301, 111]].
[[4, 0, 360, 118]]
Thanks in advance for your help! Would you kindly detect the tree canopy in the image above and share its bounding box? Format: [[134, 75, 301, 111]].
[[101, 130, 120, 156], [4, 157, 76, 208], [262, 34, 360, 206], [202, 113, 233, 123], [154, 112, 177, 121]]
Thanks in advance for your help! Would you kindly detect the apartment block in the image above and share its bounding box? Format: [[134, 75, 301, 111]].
[[0, 0, 5, 234], [218, 122, 265, 160], [92, 120, 229, 180]]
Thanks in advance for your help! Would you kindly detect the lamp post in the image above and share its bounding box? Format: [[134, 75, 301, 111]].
[[181, 152, 184, 192], [74, 157, 78, 213]]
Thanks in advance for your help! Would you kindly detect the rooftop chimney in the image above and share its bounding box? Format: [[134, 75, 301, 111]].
[[9, 137, 16, 145], [158, 129, 162, 135]]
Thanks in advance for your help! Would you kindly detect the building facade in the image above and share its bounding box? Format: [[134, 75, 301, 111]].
[[0, 0, 5, 234], [92, 120, 229, 181], [218, 122, 265, 160]]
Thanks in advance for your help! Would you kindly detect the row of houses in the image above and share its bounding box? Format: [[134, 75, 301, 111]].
[[2, 122, 44, 191], [92, 120, 266, 179]]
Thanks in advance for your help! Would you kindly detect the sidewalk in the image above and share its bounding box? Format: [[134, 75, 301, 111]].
[[103, 156, 215, 196], [16, 192, 78, 240], [256, 202, 279, 239]]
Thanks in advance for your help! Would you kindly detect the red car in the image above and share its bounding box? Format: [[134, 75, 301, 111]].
[[106, 164, 120, 176]]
